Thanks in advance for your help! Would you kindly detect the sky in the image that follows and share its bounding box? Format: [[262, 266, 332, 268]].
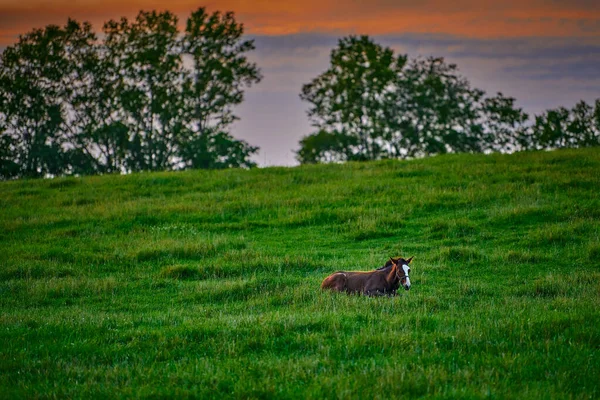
[[1, 0, 599, 166]]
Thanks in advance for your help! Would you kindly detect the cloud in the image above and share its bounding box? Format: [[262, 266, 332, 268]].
[[251, 33, 600, 83], [249, 33, 339, 54], [376, 34, 600, 60], [504, 60, 600, 81], [1, 0, 600, 45]]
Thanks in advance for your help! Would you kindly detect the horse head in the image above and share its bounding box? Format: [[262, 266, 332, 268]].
[[389, 256, 413, 290]]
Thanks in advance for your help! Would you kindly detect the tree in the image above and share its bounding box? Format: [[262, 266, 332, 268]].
[[297, 35, 530, 163], [61, 19, 130, 175], [0, 24, 70, 178], [296, 130, 359, 164], [0, 8, 261, 179], [595, 99, 600, 135], [391, 56, 485, 157], [178, 8, 261, 170], [98, 8, 261, 172], [300, 36, 406, 162], [532, 100, 600, 149], [568, 100, 599, 147], [102, 10, 185, 172], [178, 131, 258, 169], [532, 107, 571, 149], [479, 92, 530, 153], [0, 134, 20, 179]]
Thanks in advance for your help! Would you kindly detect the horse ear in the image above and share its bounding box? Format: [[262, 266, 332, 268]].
[[406, 256, 414, 264], [389, 257, 396, 265]]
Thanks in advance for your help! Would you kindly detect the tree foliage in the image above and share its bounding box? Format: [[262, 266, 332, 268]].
[[479, 92, 530, 153], [391, 56, 487, 157], [102, 11, 184, 172], [0, 23, 72, 178], [178, 8, 261, 170], [0, 8, 260, 179], [532, 100, 600, 150], [300, 36, 404, 161], [297, 35, 597, 164]]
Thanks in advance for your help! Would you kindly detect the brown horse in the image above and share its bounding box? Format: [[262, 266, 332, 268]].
[[321, 257, 413, 296]]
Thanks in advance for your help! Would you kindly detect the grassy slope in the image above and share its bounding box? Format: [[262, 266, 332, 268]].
[[0, 148, 599, 399]]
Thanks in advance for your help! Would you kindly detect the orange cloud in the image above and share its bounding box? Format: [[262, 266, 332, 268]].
[[0, 0, 599, 45]]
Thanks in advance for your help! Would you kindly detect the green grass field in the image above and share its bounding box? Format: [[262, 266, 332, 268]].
[[1, 148, 599, 399]]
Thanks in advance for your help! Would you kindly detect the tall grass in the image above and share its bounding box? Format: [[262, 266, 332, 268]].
[[1, 148, 599, 398]]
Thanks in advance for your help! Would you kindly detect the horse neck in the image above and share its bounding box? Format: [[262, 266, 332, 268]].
[[385, 264, 399, 285]]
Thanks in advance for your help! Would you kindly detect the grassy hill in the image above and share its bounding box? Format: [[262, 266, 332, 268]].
[[1, 148, 599, 398]]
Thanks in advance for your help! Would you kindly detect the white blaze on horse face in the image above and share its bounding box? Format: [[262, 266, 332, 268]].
[[402, 264, 411, 288]]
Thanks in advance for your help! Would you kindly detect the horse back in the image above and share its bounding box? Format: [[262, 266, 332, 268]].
[[321, 271, 348, 291]]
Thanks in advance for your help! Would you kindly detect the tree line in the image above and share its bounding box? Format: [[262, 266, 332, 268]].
[[0, 8, 261, 179], [297, 36, 600, 163], [1, 15, 599, 179]]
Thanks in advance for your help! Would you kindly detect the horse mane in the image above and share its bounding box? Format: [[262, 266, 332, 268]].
[[376, 258, 397, 271]]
